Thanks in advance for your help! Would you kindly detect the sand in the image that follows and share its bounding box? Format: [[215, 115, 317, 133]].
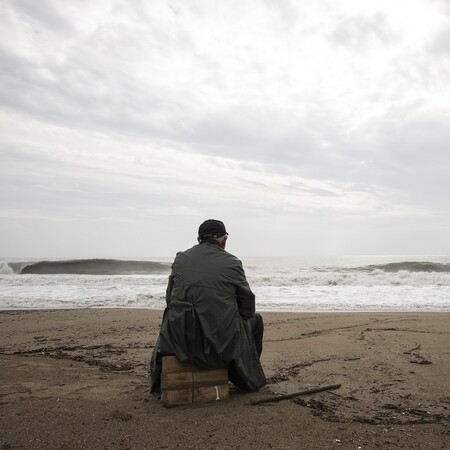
[[0, 309, 449, 449]]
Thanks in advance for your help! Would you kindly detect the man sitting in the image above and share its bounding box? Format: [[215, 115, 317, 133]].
[[151, 219, 266, 397]]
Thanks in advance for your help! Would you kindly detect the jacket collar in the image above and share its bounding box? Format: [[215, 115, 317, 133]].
[[199, 239, 224, 249]]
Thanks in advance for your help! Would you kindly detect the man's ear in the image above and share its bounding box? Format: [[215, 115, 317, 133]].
[[222, 235, 228, 248], [197, 237, 202, 244]]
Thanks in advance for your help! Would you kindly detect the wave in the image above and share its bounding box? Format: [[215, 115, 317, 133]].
[[0, 262, 14, 275], [362, 261, 450, 273], [2, 258, 449, 277], [250, 271, 450, 288], [6, 259, 171, 275]]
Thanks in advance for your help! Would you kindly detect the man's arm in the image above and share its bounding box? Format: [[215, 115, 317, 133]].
[[234, 262, 256, 319], [165, 273, 174, 306]]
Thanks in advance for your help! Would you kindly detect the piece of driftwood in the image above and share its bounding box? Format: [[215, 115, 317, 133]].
[[250, 383, 342, 405], [403, 344, 421, 354]]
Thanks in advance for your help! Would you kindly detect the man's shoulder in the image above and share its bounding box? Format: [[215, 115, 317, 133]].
[[173, 245, 197, 260]]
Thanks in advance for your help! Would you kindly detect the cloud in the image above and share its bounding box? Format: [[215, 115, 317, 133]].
[[330, 13, 392, 52], [1, 0, 449, 256]]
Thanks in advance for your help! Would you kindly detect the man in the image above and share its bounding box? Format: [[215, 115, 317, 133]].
[[151, 219, 266, 397]]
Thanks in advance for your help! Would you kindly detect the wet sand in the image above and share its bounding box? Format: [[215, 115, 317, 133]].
[[0, 309, 449, 449]]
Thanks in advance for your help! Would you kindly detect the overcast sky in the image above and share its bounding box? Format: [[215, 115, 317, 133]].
[[1, 0, 449, 258]]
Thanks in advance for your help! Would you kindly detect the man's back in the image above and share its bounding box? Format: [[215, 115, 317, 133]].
[[167, 241, 255, 319]]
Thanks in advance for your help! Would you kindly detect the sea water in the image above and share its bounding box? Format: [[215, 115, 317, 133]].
[[0, 256, 449, 311]]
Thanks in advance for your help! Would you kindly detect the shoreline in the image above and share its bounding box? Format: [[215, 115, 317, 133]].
[[1, 307, 449, 313], [1, 309, 449, 449]]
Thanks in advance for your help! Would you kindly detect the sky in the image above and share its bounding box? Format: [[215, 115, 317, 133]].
[[1, 0, 450, 258]]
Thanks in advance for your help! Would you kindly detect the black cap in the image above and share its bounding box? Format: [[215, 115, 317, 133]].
[[198, 219, 228, 239]]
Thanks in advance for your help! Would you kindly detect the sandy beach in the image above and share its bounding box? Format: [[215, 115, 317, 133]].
[[0, 309, 449, 449]]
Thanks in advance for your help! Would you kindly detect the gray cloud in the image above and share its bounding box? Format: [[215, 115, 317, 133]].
[[11, 0, 80, 33], [330, 13, 392, 52]]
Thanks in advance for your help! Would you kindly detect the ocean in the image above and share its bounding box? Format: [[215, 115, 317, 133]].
[[1, 256, 449, 312]]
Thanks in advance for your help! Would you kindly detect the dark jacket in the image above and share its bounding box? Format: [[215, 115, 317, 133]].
[[150, 241, 266, 394]]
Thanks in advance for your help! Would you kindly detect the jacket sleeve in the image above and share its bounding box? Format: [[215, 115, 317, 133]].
[[166, 254, 181, 306], [165, 273, 175, 306], [234, 262, 255, 319]]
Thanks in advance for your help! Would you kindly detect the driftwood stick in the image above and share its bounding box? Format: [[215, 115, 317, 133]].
[[403, 344, 421, 354], [250, 383, 342, 406]]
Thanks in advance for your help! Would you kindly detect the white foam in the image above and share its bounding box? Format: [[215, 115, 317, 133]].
[[0, 274, 168, 310], [248, 270, 450, 287], [0, 262, 14, 275]]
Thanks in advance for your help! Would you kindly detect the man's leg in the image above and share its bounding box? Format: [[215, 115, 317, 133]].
[[249, 313, 264, 357], [150, 337, 162, 398], [228, 313, 266, 391]]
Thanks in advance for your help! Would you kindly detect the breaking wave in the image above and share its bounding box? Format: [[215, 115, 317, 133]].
[[247, 260, 450, 288], [360, 261, 450, 273], [0, 262, 14, 275], [5, 259, 171, 275]]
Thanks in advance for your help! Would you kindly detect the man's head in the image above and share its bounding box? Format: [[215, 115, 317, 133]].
[[197, 219, 228, 248]]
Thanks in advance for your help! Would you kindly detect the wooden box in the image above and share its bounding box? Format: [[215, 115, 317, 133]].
[[161, 356, 229, 407]]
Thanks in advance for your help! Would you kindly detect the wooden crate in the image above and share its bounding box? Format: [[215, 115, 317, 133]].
[[161, 356, 229, 407]]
